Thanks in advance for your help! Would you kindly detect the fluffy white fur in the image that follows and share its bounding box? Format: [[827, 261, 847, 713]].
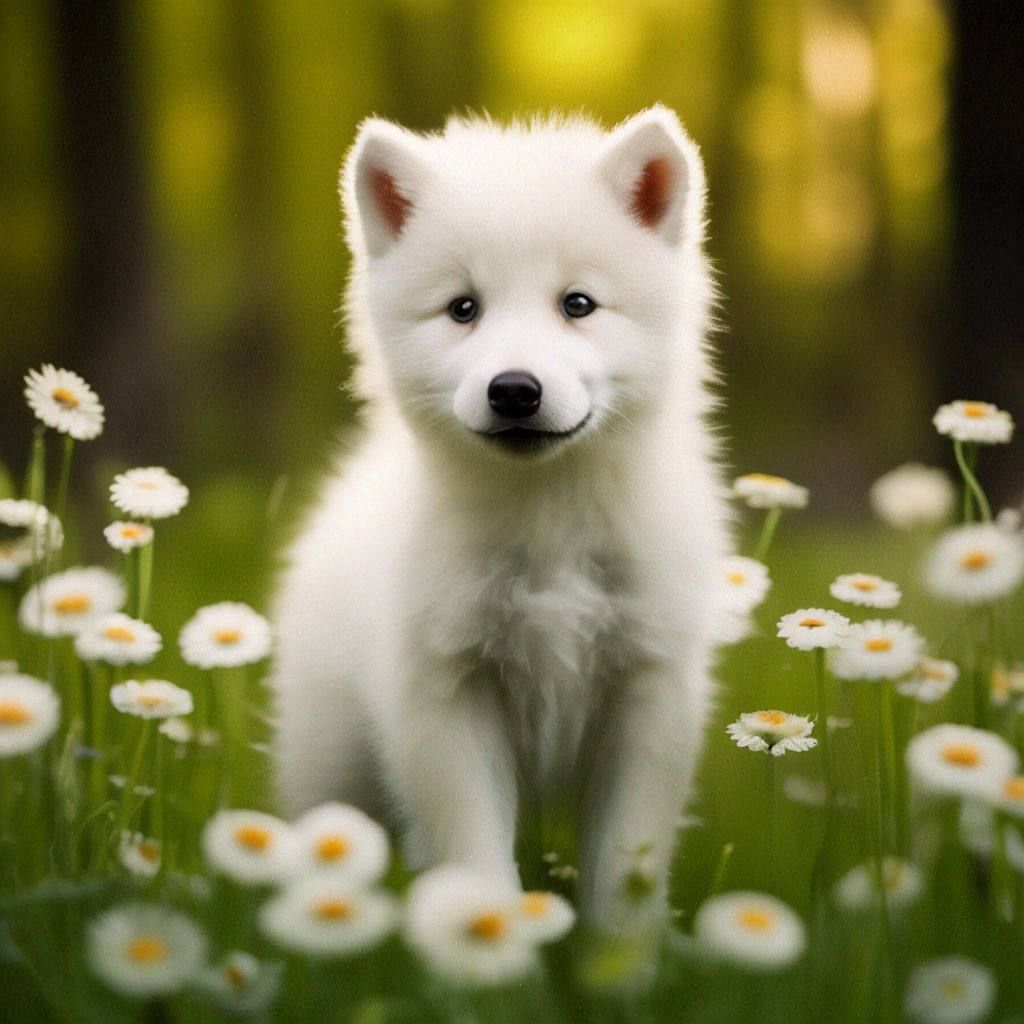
[[272, 107, 731, 931]]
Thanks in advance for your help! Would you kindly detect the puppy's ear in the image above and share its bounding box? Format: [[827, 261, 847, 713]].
[[342, 118, 430, 259], [597, 106, 705, 247]]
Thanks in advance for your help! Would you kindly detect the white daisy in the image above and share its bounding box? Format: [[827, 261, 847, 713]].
[[110, 680, 193, 720], [990, 663, 1013, 707], [119, 832, 162, 878], [989, 774, 1024, 820], [720, 556, 771, 615], [293, 803, 390, 884], [195, 951, 283, 1017], [906, 724, 1018, 801], [178, 602, 272, 669], [18, 566, 124, 637], [514, 891, 576, 944], [933, 400, 1014, 445], [869, 463, 955, 530], [828, 620, 925, 681], [110, 466, 189, 520], [0, 499, 63, 580], [201, 810, 300, 886], [997, 506, 1023, 533], [405, 866, 538, 987], [75, 613, 162, 665], [959, 801, 1024, 874], [158, 717, 193, 744], [829, 573, 901, 610], [86, 902, 207, 998], [726, 711, 817, 757], [0, 673, 60, 756], [259, 877, 397, 958], [833, 858, 924, 913], [782, 774, 857, 810], [693, 891, 806, 972], [732, 473, 809, 510], [904, 956, 996, 1024], [776, 608, 849, 651], [924, 523, 1024, 605], [24, 364, 105, 441], [103, 521, 154, 553], [896, 658, 959, 704]]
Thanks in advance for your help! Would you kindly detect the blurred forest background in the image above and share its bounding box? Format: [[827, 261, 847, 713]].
[[1, 0, 1022, 540]]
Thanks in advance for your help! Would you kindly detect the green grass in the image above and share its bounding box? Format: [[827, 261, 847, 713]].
[[2, 443, 1023, 1022]]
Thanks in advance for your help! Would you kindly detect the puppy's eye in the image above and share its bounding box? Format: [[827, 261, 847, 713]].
[[562, 292, 597, 318], [447, 296, 478, 323]]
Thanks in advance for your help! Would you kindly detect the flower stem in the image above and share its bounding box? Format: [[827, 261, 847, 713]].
[[113, 719, 152, 846], [879, 680, 902, 853], [136, 530, 154, 621], [708, 842, 735, 899], [764, 754, 776, 883], [153, 730, 165, 866], [219, 667, 250, 807], [54, 435, 74, 539], [0, 585, 15, 664], [753, 507, 782, 563], [954, 440, 992, 523], [814, 650, 834, 811], [87, 664, 109, 809], [24, 426, 46, 506]]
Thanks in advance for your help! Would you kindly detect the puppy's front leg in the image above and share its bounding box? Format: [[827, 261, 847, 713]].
[[579, 659, 710, 933], [388, 666, 520, 888]]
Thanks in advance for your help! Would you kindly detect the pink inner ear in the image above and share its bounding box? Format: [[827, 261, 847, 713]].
[[630, 156, 675, 229], [370, 167, 412, 237]]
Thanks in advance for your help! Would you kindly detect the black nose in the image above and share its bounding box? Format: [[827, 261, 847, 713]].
[[488, 371, 542, 419]]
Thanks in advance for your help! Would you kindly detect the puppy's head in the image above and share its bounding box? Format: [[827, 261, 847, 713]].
[[341, 108, 710, 462]]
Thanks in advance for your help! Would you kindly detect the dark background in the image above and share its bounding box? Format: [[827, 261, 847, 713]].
[[2, 0, 1022, 522]]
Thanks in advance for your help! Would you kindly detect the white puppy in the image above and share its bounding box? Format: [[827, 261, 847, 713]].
[[272, 106, 730, 930]]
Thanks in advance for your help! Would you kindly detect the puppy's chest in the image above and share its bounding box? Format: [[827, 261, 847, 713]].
[[472, 548, 634, 688]]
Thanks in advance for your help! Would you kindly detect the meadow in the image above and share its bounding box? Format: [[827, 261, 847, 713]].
[[1, 368, 1022, 1024]]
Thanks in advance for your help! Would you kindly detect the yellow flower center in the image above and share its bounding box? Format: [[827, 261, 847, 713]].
[[756, 710, 788, 726], [315, 899, 354, 921], [54, 593, 91, 614], [737, 908, 774, 932], [746, 473, 787, 485], [799, 618, 826, 628], [103, 624, 136, 642], [226, 964, 248, 990], [961, 403, 989, 419], [316, 834, 350, 861], [137, 481, 158, 490], [884, 865, 904, 891], [960, 549, 992, 571], [214, 629, 241, 645], [51, 387, 80, 408], [921, 664, 949, 681], [467, 911, 507, 941], [136, 692, 166, 709], [127, 936, 167, 964], [726, 571, 746, 585], [0, 700, 31, 726], [940, 978, 965, 999], [120, 525, 143, 539], [941, 744, 982, 768], [137, 839, 161, 862], [866, 637, 893, 653], [851, 578, 878, 591], [234, 824, 273, 852], [1004, 777, 1024, 801], [522, 892, 550, 917]]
